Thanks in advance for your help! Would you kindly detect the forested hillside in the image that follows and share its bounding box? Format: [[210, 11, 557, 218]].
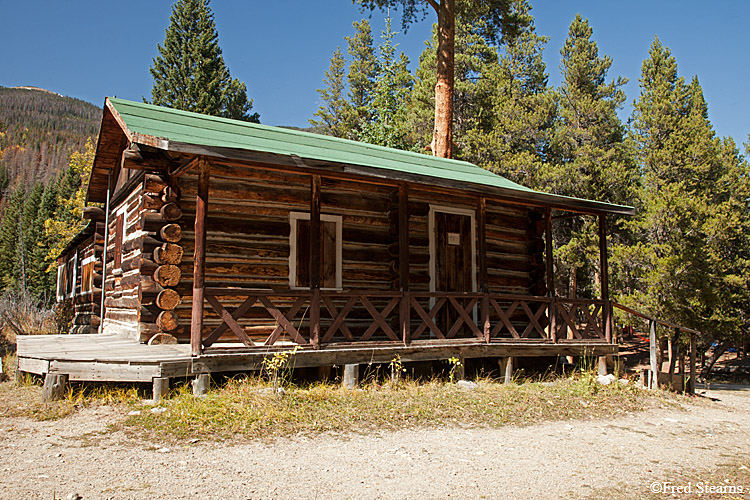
[[0, 86, 100, 189], [0, 87, 99, 305]]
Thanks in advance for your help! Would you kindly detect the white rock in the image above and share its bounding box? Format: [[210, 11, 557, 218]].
[[150, 407, 168, 414], [597, 374, 616, 386], [128, 410, 141, 416], [456, 380, 477, 390]]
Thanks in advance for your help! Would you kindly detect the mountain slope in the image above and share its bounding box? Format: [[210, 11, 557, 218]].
[[0, 86, 100, 190]]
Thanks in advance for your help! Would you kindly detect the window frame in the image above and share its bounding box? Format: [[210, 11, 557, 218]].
[[288, 211, 343, 290]]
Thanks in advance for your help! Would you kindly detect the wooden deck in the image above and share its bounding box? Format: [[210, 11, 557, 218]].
[[16, 334, 617, 383]]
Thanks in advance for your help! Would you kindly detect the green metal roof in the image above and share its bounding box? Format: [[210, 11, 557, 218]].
[[103, 97, 634, 215]]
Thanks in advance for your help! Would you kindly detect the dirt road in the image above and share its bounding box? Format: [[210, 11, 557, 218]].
[[1, 385, 748, 500]]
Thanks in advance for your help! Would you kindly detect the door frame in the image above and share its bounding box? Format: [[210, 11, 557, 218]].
[[428, 205, 477, 295]]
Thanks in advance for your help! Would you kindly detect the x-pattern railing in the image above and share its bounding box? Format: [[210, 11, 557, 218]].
[[201, 288, 608, 349], [554, 299, 605, 340]]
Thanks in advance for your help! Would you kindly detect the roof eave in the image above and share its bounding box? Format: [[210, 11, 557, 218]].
[[146, 137, 635, 217]]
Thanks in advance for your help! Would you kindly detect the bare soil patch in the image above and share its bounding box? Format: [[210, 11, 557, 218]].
[[0, 380, 748, 500]]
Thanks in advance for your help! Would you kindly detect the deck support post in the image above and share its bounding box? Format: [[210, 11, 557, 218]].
[[310, 174, 321, 348], [192, 373, 210, 396], [668, 327, 680, 389], [191, 159, 209, 356], [544, 208, 556, 342], [502, 357, 514, 384], [649, 319, 658, 389], [152, 377, 169, 402], [42, 373, 68, 401], [478, 197, 490, 342], [598, 356, 608, 376], [343, 364, 359, 389], [689, 332, 697, 394], [399, 184, 411, 345]]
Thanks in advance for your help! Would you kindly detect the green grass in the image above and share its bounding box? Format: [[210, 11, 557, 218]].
[[123, 374, 679, 442]]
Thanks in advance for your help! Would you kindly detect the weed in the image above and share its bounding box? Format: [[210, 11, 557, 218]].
[[445, 357, 463, 383], [389, 355, 405, 387], [261, 345, 299, 391]]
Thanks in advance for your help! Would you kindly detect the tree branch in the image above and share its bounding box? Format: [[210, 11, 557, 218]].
[[425, 0, 439, 13]]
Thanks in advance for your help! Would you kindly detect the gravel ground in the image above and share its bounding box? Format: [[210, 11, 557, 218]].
[[1, 385, 748, 500]]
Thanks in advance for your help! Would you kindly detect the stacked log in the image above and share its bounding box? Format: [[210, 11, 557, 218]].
[[138, 174, 184, 339]]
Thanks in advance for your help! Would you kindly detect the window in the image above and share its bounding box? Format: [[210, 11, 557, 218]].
[[65, 256, 75, 299], [113, 211, 125, 269], [80, 255, 96, 294], [289, 212, 342, 289]]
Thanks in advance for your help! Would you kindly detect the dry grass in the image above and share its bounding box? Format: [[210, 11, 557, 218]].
[[0, 354, 141, 420], [123, 373, 681, 442], [0, 289, 56, 345]]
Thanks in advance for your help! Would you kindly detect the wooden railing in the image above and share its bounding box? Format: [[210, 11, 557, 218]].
[[200, 288, 611, 351]]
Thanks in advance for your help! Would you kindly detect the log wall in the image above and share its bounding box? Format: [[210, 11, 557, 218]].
[[102, 174, 184, 342], [69, 230, 103, 335], [168, 162, 547, 345]]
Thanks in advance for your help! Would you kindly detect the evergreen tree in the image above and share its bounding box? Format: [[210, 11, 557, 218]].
[[358, 15, 414, 149], [150, 0, 259, 122], [0, 186, 25, 290], [44, 139, 96, 267], [407, 17, 501, 158], [623, 37, 747, 341], [29, 180, 59, 303], [544, 14, 635, 299], [465, 0, 555, 186], [346, 20, 379, 138], [310, 47, 352, 138], [355, 0, 529, 158]]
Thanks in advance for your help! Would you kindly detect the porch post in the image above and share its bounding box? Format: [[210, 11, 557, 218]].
[[398, 184, 411, 345], [598, 214, 612, 343], [310, 174, 321, 348], [544, 208, 557, 342], [478, 197, 490, 342], [191, 159, 209, 356]]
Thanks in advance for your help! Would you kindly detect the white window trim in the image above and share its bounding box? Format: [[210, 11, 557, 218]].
[[428, 205, 477, 294], [289, 211, 343, 290], [56, 264, 64, 302], [65, 255, 76, 300], [80, 254, 97, 295]]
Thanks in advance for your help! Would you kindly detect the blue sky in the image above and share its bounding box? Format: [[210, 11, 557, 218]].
[[2, 1, 748, 147]]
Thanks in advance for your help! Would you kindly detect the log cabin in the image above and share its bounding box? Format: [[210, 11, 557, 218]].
[[19, 97, 635, 396]]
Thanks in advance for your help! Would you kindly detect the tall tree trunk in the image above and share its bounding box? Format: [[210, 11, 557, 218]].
[[431, 0, 454, 158]]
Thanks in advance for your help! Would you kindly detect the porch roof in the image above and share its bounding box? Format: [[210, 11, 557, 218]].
[[89, 97, 634, 216]]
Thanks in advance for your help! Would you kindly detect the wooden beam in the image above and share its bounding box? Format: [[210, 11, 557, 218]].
[[310, 174, 321, 348], [399, 184, 411, 345], [191, 159, 209, 356], [545, 208, 556, 342]]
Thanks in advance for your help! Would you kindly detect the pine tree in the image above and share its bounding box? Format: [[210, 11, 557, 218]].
[[346, 20, 379, 138], [624, 37, 743, 339], [408, 17, 499, 157], [543, 14, 635, 299], [465, 0, 555, 186], [310, 47, 352, 138], [150, 0, 259, 122], [44, 139, 96, 267], [358, 15, 414, 149], [0, 186, 25, 290]]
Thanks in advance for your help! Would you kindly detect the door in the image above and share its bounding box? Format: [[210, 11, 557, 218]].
[[431, 208, 476, 337]]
